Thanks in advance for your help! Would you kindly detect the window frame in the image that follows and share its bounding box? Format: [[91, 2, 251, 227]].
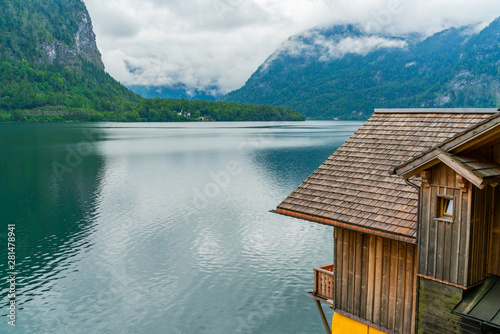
[[437, 195, 454, 222]]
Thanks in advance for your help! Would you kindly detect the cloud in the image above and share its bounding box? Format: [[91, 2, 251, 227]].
[[317, 36, 408, 61], [83, 0, 500, 96], [258, 27, 408, 72]]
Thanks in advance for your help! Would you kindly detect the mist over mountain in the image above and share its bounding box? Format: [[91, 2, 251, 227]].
[[223, 19, 500, 119], [127, 84, 217, 102], [0, 0, 302, 122]]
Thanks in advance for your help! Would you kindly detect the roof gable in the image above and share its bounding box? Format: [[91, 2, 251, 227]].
[[276, 110, 496, 243], [394, 112, 500, 184]]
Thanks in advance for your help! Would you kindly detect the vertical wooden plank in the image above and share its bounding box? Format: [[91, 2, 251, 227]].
[[341, 228, 349, 310], [469, 187, 476, 284], [373, 236, 383, 325], [485, 187, 492, 278], [360, 233, 368, 319], [419, 184, 431, 275], [388, 240, 398, 331], [447, 166, 455, 192], [395, 242, 406, 334], [491, 187, 500, 275], [443, 206, 453, 282], [470, 187, 480, 284], [488, 187, 495, 276], [335, 228, 343, 309], [380, 238, 390, 328], [480, 187, 491, 280], [436, 218, 445, 280], [428, 186, 438, 277], [478, 187, 485, 282], [458, 187, 470, 286], [478, 188, 484, 281], [354, 232, 363, 316], [347, 230, 355, 313], [434, 165, 446, 279], [463, 186, 472, 286], [403, 244, 415, 334], [410, 246, 417, 334], [366, 235, 376, 322], [477, 188, 486, 282], [452, 189, 463, 284]]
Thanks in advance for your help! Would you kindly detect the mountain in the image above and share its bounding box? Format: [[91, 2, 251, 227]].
[[0, 0, 102, 70], [223, 19, 500, 120], [0, 0, 304, 122], [127, 84, 217, 101], [0, 0, 141, 113]]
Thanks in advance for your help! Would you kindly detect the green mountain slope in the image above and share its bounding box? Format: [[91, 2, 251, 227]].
[[0, 0, 304, 122], [223, 20, 500, 120], [0, 0, 141, 115]]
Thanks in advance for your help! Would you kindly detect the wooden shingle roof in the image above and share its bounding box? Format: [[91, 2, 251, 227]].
[[276, 109, 497, 243]]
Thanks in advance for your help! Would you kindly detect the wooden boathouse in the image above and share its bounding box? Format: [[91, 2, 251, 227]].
[[275, 109, 500, 334]]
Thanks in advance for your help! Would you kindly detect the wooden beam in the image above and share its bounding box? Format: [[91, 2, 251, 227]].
[[394, 149, 441, 179], [312, 298, 332, 334], [436, 150, 485, 189], [309, 292, 335, 331]]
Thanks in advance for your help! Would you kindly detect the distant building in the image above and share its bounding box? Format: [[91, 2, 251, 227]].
[[275, 108, 500, 334], [177, 110, 191, 117]]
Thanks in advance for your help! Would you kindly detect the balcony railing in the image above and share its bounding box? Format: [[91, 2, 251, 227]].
[[313, 264, 334, 302]]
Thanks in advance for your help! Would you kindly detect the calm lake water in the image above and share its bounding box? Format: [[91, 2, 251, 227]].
[[0, 121, 362, 333]]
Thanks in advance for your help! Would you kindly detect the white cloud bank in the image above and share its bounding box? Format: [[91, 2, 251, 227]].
[[83, 0, 500, 96]]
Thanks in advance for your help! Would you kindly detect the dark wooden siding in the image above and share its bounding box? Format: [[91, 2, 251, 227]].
[[416, 277, 481, 334], [469, 186, 494, 285], [491, 186, 500, 276], [334, 228, 417, 334], [418, 163, 497, 287], [418, 164, 471, 287]]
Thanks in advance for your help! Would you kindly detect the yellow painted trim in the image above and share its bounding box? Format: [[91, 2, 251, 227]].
[[331, 313, 387, 334], [331, 313, 367, 334], [369, 326, 387, 333]]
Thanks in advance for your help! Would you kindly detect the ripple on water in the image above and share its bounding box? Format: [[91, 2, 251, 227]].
[[0, 121, 359, 333]]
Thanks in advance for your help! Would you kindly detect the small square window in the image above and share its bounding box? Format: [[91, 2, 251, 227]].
[[439, 197, 454, 219]]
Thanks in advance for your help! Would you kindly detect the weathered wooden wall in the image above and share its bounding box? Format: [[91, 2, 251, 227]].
[[416, 277, 481, 334], [418, 164, 471, 286], [490, 144, 500, 276], [469, 186, 493, 285], [418, 163, 496, 287], [491, 186, 500, 276], [334, 228, 417, 334]]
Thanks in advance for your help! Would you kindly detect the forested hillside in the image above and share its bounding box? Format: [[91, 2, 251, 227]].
[[223, 19, 500, 120], [0, 0, 304, 122]]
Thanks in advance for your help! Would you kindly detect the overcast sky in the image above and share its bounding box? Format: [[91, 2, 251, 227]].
[[83, 0, 499, 96]]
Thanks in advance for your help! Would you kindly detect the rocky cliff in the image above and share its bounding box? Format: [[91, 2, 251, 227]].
[[0, 0, 104, 72]]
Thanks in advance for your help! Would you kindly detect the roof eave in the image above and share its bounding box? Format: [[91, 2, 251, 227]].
[[273, 208, 417, 245], [394, 149, 486, 189]]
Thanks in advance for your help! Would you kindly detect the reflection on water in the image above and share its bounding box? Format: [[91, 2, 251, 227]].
[[0, 121, 362, 333]]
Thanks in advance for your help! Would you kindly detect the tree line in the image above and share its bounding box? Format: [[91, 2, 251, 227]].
[[0, 57, 305, 122]]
